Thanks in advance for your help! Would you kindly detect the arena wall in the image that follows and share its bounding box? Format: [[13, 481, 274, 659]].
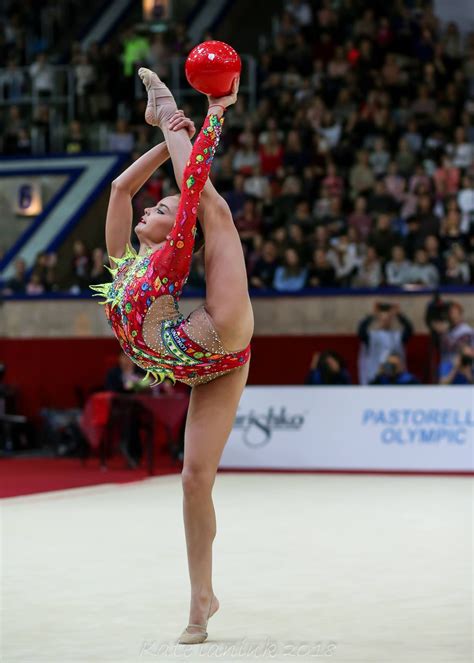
[[3, 293, 463, 419]]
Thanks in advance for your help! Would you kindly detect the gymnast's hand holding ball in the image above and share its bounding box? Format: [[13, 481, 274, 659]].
[[168, 78, 239, 138], [207, 75, 240, 112]]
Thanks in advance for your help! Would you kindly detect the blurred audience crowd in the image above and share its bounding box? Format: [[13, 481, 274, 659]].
[[1, 0, 474, 295]]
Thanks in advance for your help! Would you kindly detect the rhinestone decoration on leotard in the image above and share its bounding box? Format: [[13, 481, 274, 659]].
[[181, 306, 229, 355], [179, 368, 235, 387], [90, 112, 251, 386]]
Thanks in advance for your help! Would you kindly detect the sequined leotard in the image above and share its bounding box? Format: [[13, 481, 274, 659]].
[[91, 113, 251, 387]]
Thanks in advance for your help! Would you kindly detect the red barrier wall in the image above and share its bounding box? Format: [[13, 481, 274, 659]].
[[1, 335, 432, 419]]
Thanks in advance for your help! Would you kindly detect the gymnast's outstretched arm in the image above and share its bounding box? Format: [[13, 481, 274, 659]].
[[162, 79, 239, 208], [105, 141, 171, 264]]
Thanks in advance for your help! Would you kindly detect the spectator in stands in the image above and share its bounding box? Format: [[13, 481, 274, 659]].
[[307, 248, 336, 287], [223, 174, 247, 217], [89, 247, 109, 286], [447, 126, 474, 169], [2, 257, 27, 295], [65, 120, 88, 153], [43, 252, 59, 292], [407, 248, 440, 287], [305, 350, 351, 385], [273, 247, 307, 292], [70, 240, 90, 291], [439, 207, 467, 253], [438, 344, 474, 385], [259, 129, 284, 176], [395, 138, 416, 177], [369, 137, 391, 177], [2, 106, 25, 154], [121, 26, 150, 80], [283, 130, 310, 173], [443, 251, 470, 285], [234, 199, 262, 251], [457, 173, 474, 233], [370, 352, 419, 385], [243, 165, 270, 200], [249, 240, 279, 289], [73, 53, 96, 119], [349, 150, 375, 198], [29, 52, 54, 98], [107, 119, 135, 153], [25, 271, 45, 295], [105, 352, 146, 393], [433, 155, 460, 199], [385, 245, 411, 287], [367, 213, 401, 262], [413, 193, 440, 239], [33, 251, 55, 291], [358, 302, 413, 384], [424, 235, 444, 275], [439, 301, 474, 364], [367, 179, 398, 216], [287, 200, 313, 234], [347, 196, 372, 241], [286, 0, 313, 28], [0, 59, 25, 101], [233, 132, 259, 175], [284, 223, 308, 262], [353, 246, 383, 288], [33, 104, 52, 152], [327, 234, 360, 286]]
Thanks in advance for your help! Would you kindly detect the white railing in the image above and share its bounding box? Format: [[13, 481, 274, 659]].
[[0, 65, 75, 120]]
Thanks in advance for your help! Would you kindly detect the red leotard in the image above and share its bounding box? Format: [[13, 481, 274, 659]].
[[91, 113, 251, 386]]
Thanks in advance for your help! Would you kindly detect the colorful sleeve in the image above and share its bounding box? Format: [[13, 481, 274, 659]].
[[157, 112, 225, 290]]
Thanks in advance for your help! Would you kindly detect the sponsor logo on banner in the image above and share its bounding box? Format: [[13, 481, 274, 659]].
[[233, 406, 306, 447], [362, 408, 474, 445], [222, 387, 474, 471]]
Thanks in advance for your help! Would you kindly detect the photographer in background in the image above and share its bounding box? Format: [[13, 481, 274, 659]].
[[438, 345, 474, 385], [305, 350, 351, 385], [358, 302, 413, 385], [441, 302, 474, 362], [370, 352, 420, 385]]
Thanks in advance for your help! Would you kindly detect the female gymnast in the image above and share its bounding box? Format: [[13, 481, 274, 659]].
[[91, 69, 254, 644]]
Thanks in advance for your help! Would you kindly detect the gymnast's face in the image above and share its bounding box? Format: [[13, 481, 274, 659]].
[[135, 195, 180, 244]]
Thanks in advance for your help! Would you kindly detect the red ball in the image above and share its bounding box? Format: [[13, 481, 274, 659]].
[[185, 40, 241, 98]]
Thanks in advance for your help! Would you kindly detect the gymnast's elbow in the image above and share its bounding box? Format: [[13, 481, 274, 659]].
[[110, 178, 131, 195]]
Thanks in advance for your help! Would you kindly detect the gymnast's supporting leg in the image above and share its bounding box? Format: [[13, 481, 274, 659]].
[[180, 360, 250, 634]]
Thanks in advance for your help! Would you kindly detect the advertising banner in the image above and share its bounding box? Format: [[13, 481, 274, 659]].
[[220, 387, 474, 472]]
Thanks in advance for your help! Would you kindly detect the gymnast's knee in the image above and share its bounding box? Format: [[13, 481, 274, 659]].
[[181, 465, 215, 498], [199, 193, 233, 226]]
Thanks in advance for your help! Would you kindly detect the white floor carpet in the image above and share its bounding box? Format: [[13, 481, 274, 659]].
[[1, 473, 472, 663]]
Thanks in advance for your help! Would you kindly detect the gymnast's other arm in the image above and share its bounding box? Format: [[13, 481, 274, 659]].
[[104, 116, 196, 266]]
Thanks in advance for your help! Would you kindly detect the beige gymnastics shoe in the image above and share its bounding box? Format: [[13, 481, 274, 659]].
[[137, 67, 177, 128], [177, 594, 219, 645]]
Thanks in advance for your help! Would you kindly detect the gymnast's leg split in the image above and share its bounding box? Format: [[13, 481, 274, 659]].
[[139, 69, 254, 643]]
